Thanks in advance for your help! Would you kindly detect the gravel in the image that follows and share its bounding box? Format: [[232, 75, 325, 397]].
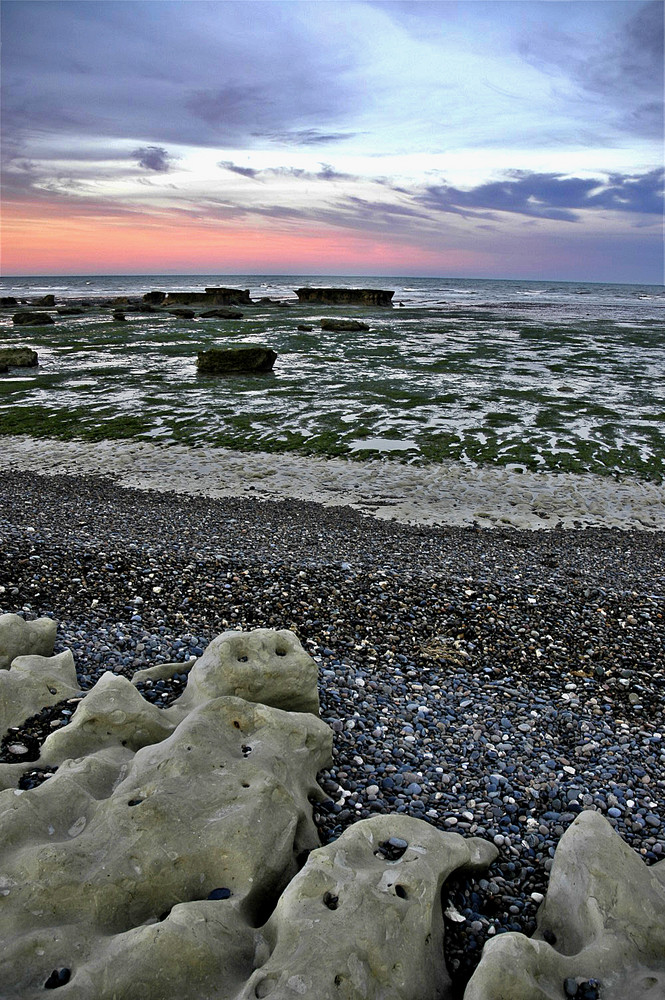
[[1, 470, 663, 995]]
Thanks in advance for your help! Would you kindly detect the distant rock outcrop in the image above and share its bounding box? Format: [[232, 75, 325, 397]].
[[200, 308, 244, 319], [321, 318, 370, 332], [167, 308, 196, 319], [12, 312, 54, 326], [295, 287, 394, 306], [143, 288, 252, 307], [197, 346, 277, 374]]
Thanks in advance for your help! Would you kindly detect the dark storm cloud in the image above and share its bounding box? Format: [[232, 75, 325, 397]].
[[133, 146, 175, 172], [419, 170, 665, 222]]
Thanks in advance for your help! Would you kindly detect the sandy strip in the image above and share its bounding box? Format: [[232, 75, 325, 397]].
[[1, 434, 663, 531]]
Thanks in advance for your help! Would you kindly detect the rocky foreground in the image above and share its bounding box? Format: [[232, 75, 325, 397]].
[[0, 471, 664, 996]]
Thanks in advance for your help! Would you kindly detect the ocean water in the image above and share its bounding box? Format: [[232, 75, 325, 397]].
[[1, 274, 664, 483]]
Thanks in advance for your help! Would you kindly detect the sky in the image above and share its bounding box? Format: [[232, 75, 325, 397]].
[[1, 0, 663, 282]]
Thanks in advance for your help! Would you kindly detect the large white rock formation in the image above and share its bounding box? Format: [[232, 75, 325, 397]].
[[0, 624, 497, 999], [1, 619, 663, 999]]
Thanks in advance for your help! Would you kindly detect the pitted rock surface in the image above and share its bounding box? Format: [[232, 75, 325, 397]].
[[0, 627, 332, 998], [0, 650, 81, 740], [242, 814, 497, 1000], [2, 618, 661, 999], [0, 613, 57, 670], [465, 809, 665, 1000]]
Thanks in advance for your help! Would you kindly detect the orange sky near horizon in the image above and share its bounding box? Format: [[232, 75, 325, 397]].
[[2, 200, 476, 276]]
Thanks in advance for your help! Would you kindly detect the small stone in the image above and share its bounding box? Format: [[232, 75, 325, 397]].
[[207, 887, 232, 900]]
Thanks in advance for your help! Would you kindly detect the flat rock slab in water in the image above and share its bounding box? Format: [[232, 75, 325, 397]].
[[296, 287, 394, 306], [197, 346, 277, 374]]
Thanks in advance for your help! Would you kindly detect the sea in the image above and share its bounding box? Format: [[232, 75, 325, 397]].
[[1, 274, 664, 528]]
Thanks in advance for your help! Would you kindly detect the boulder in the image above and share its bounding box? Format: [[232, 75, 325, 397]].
[[175, 629, 320, 716], [196, 346, 277, 374], [0, 348, 38, 368], [142, 291, 166, 304], [465, 810, 665, 1000], [0, 650, 82, 739], [4, 618, 661, 1000], [12, 312, 54, 326], [199, 308, 244, 319], [0, 296, 18, 306], [167, 308, 196, 319], [112, 311, 127, 322], [321, 318, 370, 332], [0, 627, 333, 998], [244, 814, 498, 1000], [0, 613, 57, 670], [297, 324, 313, 331], [295, 287, 394, 306], [34, 294, 55, 306], [56, 307, 85, 316]]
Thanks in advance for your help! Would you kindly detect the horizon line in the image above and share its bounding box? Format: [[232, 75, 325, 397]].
[[1, 271, 662, 288]]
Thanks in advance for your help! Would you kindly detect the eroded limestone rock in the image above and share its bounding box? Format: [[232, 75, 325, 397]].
[[0, 623, 333, 999], [0, 613, 57, 670], [464, 810, 665, 1000], [243, 815, 498, 1000], [174, 628, 319, 716], [0, 650, 81, 739]]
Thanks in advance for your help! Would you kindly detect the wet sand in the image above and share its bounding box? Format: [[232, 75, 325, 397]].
[[2, 434, 664, 530]]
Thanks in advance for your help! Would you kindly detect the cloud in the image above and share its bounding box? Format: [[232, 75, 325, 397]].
[[419, 170, 665, 223], [256, 129, 355, 146], [217, 161, 357, 183], [217, 160, 261, 179], [1, 2, 362, 154], [133, 146, 175, 172], [517, 0, 664, 140]]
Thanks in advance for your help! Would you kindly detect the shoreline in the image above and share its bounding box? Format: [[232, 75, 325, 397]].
[[2, 434, 664, 531]]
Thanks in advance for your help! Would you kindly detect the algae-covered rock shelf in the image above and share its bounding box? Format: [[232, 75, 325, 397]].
[[1, 615, 664, 999]]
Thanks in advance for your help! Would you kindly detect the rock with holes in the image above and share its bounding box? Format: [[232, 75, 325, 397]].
[[464, 810, 665, 1000], [0, 650, 82, 741], [175, 628, 320, 716], [0, 683, 332, 996], [0, 613, 57, 670], [242, 814, 498, 1000]]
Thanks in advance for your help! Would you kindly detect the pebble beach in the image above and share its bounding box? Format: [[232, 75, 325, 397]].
[[1, 468, 663, 994]]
